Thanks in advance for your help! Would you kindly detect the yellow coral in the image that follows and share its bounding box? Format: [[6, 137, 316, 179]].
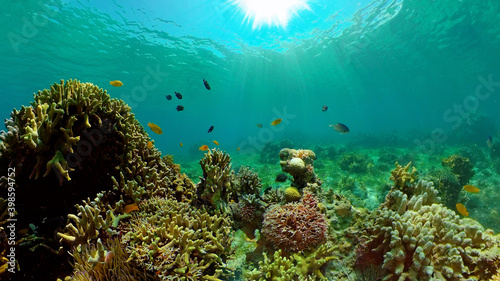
[[389, 161, 418, 189], [284, 187, 301, 202], [294, 149, 316, 160]]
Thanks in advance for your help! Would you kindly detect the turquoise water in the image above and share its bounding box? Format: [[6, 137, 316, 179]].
[[2, 0, 500, 279], [3, 0, 499, 159]]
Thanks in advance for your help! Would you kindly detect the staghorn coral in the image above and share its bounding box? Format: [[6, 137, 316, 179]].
[[122, 197, 234, 281], [262, 191, 327, 252], [279, 148, 322, 189], [196, 148, 235, 209], [441, 154, 475, 186], [356, 179, 500, 280], [389, 161, 418, 190]]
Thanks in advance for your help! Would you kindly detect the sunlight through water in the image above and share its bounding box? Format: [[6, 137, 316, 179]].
[[232, 0, 311, 29]]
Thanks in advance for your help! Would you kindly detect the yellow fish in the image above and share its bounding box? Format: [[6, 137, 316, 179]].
[[456, 203, 469, 217], [147, 122, 163, 134], [199, 145, 209, 151], [463, 185, 480, 193], [110, 80, 123, 87], [237, 147, 240, 151], [271, 118, 282, 126], [213, 140, 219, 145], [147, 141, 153, 149], [180, 142, 183, 147], [123, 203, 139, 214]]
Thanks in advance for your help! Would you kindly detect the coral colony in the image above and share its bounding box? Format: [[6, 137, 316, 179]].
[[2, 80, 500, 280]]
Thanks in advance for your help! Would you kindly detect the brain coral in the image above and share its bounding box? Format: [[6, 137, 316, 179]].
[[262, 191, 327, 252]]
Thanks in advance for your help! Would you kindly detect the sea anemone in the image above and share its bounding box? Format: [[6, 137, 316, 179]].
[[262, 192, 327, 252]]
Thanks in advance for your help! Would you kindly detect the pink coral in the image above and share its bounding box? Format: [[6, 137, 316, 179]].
[[262, 192, 327, 252]]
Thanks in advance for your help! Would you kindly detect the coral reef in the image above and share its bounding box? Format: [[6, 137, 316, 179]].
[[233, 166, 262, 198], [259, 140, 293, 164], [262, 191, 327, 252], [355, 179, 500, 280], [284, 187, 301, 202], [339, 152, 374, 174], [121, 197, 234, 280], [429, 168, 461, 209], [441, 154, 475, 186], [279, 148, 322, 189], [389, 162, 418, 190], [196, 148, 235, 209]]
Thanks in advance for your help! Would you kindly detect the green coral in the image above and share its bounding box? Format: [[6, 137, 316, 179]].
[[441, 154, 475, 186]]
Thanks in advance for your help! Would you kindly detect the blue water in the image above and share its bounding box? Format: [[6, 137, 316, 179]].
[[3, 0, 499, 161]]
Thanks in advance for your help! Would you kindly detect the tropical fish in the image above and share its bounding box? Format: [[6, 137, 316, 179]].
[[213, 140, 219, 145], [176, 105, 184, 111], [487, 136, 493, 148], [237, 147, 240, 151], [271, 119, 282, 126], [257, 123, 263, 128], [110, 80, 123, 87], [166, 95, 172, 100], [180, 142, 183, 147], [147, 122, 163, 134], [208, 126, 214, 133], [199, 145, 209, 151], [330, 123, 350, 134], [322, 105, 328, 112], [275, 174, 288, 182], [147, 141, 153, 149], [456, 203, 469, 216], [463, 185, 480, 193], [175, 92, 182, 99], [203, 79, 211, 90], [123, 203, 139, 214]]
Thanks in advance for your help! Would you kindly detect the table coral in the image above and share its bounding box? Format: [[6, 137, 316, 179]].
[[356, 179, 500, 280], [262, 191, 327, 252]]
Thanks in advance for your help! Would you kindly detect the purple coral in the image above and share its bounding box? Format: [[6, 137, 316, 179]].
[[262, 192, 327, 252]]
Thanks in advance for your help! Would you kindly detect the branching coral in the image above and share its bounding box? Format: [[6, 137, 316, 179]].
[[196, 148, 235, 209], [233, 166, 262, 198], [389, 161, 418, 190], [262, 191, 327, 252], [356, 179, 500, 280], [122, 197, 234, 280]]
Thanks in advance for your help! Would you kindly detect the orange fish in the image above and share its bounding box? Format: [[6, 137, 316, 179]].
[[271, 118, 282, 126], [199, 145, 209, 151], [109, 80, 123, 87], [237, 147, 240, 151], [147, 141, 153, 149], [123, 203, 139, 214], [213, 140, 219, 145], [456, 203, 469, 217], [180, 142, 183, 147], [463, 185, 480, 193]]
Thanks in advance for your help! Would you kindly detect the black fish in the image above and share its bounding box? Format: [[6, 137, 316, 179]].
[[166, 95, 172, 100], [175, 92, 182, 99], [322, 105, 328, 112], [207, 125, 214, 133], [203, 79, 211, 90], [330, 123, 349, 134], [275, 174, 288, 182], [176, 105, 184, 111]]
